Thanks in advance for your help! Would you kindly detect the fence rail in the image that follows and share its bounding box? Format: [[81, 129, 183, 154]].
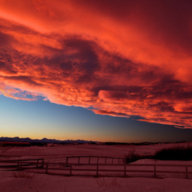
[[44, 156, 192, 179], [65, 155, 124, 166], [45, 163, 192, 178], [1, 156, 192, 179], [0, 158, 44, 170]]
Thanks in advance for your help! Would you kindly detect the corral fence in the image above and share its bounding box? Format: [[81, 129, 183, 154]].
[[45, 156, 192, 179], [65, 156, 124, 165], [0, 158, 44, 170], [1, 156, 192, 179]]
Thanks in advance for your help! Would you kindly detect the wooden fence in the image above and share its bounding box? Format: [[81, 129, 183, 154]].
[[0, 158, 44, 170], [1, 156, 192, 179], [65, 156, 124, 165], [44, 156, 192, 179]]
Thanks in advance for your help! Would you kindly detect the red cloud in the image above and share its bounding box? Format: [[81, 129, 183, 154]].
[[0, 0, 192, 128]]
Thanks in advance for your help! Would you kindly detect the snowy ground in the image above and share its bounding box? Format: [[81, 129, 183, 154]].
[[1, 170, 192, 192], [1, 142, 192, 160], [0, 143, 192, 192]]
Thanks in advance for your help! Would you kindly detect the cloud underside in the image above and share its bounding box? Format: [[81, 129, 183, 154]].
[[0, 0, 192, 128]]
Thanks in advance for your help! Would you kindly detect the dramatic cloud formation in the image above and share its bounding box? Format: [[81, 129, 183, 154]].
[[0, 0, 192, 127]]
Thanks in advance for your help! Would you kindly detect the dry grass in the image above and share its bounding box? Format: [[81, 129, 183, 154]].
[[12, 171, 34, 179]]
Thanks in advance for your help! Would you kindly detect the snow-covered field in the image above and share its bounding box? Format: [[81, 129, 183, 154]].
[[1, 171, 192, 192], [0, 143, 192, 192], [1, 142, 191, 160]]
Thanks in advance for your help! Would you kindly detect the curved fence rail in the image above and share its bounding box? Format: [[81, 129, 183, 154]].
[[44, 156, 192, 179], [1, 156, 192, 179], [0, 158, 44, 170]]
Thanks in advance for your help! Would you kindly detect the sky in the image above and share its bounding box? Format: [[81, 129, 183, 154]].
[[0, 0, 192, 142]]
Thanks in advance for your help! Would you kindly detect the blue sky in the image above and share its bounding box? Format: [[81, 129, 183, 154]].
[[1, 95, 192, 142]]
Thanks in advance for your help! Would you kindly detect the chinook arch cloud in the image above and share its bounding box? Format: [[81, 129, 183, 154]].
[[0, 0, 192, 135]]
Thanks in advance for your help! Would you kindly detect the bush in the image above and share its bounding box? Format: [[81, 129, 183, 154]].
[[124, 153, 141, 164], [154, 147, 192, 160], [124, 148, 142, 164]]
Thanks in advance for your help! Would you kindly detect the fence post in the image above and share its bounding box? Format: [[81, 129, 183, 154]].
[[185, 166, 189, 179], [17, 161, 20, 170], [17, 160, 22, 170], [36, 160, 39, 168], [69, 166, 72, 176], [154, 164, 157, 178], [66, 157, 69, 165], [124, 164, 126, 177], [41, 159, 45, 168], [96, 158, 99, 177], [45, 163, 48, 174]]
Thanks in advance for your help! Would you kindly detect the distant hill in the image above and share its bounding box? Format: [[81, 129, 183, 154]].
[[0, 137, 187, 146], [0, 137, 98, 146]]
